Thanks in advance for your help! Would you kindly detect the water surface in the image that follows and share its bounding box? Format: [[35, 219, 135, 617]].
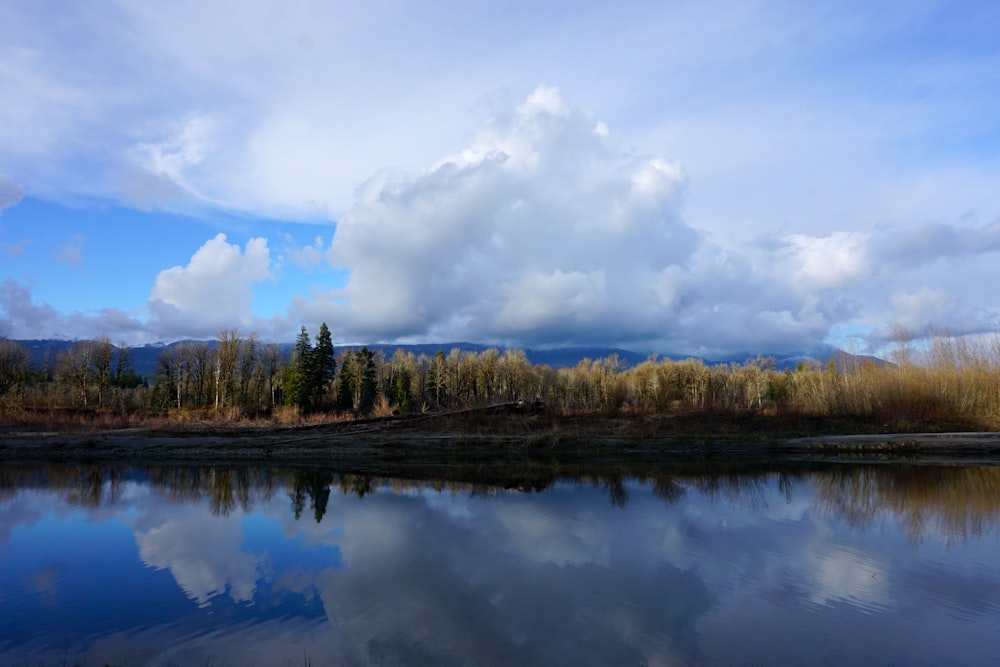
[[1, 463, 999, 665]]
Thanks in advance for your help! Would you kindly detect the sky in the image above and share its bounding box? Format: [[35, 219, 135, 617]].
[[1, 0, 998, 358]]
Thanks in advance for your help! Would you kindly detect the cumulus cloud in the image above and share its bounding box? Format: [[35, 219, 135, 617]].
[[0, 279, 63, 338], [270, 88, 827, 354], [312, 86, 701, 347], [229, 86, 995, 357], [148, 233, 274, 338], [1, 1, 998, 355], [0, 278, 145, 340], [4, 81, 1000, 356]]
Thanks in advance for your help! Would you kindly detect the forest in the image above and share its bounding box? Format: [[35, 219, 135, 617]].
[[2, 324, 1000, 433]]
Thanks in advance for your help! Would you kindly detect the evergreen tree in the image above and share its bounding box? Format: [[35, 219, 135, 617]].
[[389, 352, 412, 411], [286, 323, 337, 411], [311, 322, 336, 408], [336, 351, 358, 410], [357, 347, 378, 413], [285, 326, 314, 409]]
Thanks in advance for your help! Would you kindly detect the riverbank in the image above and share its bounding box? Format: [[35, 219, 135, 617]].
[[3, 411, 1000, 469]]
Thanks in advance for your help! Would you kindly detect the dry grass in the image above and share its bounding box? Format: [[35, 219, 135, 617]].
[[370, 395, 395, 418], [776, 337, 1000, 430]]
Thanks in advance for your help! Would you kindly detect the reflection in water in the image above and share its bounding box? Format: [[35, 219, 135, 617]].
[[289, 470, 334, 522], [5, 463, 1000, 539], [815, 465, 1000, 544], [1, 462, 1000, 665]]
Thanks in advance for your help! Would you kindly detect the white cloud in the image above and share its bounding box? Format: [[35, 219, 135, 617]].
[[283, 234, 326, 269], [4, 79, 999, 355], [133, 113, 221, 203], [0, 278, 145, 340], [0, 1, 503, 219], [2, 0, 999, 354], [494, 269, 608, 333], [884, 288, 956, 334], [135, 509, 264, 606], [0, 278, 66, 338], [518, 85, 570, 118], [784, 232, 871, 291], [0, 0, 997, 232], [148, 233, 274, 338], [312, 86, 703, 347], [248, 85, 1000, 356]]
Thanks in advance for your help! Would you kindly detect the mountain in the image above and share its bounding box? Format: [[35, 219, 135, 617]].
[[6, 338, 883, 379]]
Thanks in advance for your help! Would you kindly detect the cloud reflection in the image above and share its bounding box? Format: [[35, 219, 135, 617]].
[[1, 464, 1000, 665], [134, 506, 263, 606]]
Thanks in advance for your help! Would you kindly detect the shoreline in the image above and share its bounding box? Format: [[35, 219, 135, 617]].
[[3, 416, 1000, 469]]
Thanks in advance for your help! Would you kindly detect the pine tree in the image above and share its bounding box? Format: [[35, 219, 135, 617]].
[[357, 347, 377, 413], [285, 326, 313, 409], [336, 351, 358, 410], [311, 322, 336, 408]]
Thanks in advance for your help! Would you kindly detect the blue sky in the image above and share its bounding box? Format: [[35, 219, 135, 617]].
[[1, 0, 999, 356]]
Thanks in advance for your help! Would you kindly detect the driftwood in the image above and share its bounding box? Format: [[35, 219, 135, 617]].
[[484, 398, 547, 414], [362, 398, 547, 424]]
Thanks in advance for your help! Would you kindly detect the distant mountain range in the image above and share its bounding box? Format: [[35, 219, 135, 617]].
[[7, 338, 887, 379]]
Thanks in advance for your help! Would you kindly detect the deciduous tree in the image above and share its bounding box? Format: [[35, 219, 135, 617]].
[[0, 340, 30, 396]]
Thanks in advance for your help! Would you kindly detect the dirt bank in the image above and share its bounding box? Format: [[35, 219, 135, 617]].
[[3, 412, 1000, 468]]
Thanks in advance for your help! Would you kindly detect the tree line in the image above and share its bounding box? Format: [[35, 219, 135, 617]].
[[2, 329, 1000, 428]]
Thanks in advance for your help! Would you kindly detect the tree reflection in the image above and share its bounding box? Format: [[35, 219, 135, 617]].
[[336, 473, 373, 499], [604, 474, 628, 509], [2, 463, 999, 543], [651, 476, 685, 504], [287, 470, 334, 522], [691, 472, 770, 510], [813, 465, 1000, 544]]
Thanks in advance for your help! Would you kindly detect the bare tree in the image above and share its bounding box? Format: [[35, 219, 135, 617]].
[[215, 330, 242, 410], [91, 336, 115, 406], [58, 342, 96, 406]]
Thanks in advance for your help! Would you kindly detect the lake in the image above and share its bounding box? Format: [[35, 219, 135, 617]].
[[1, 461, 999, 666]]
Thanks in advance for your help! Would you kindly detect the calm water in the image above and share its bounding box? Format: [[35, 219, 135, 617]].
[[2, 462, 1000, 666]]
